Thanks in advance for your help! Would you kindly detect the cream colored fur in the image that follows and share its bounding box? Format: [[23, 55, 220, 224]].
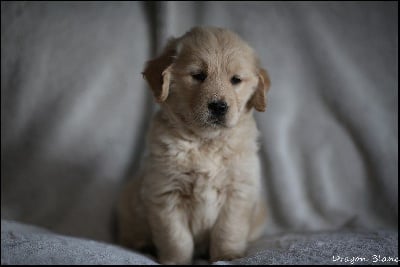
[[117, 26, 270, 264]]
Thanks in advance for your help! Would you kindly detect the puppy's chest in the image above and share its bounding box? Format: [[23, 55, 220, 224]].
[[176, 146, 229, 199], [170, 139, 231, 191], [168, 140, 232, 232]]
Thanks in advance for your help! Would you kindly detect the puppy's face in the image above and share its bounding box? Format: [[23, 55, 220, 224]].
[[143, 27, 270, 131]]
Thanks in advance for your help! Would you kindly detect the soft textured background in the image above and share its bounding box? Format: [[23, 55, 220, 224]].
[[1, 1, 398, 264]]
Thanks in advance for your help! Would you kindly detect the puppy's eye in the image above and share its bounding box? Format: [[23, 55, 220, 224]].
[[191, 72, 207, 82], [231, 75, 242, 85]]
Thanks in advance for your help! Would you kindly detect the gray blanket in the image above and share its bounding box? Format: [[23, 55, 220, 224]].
[[1, 1, 398, 265], [2, 220, 398, 265]]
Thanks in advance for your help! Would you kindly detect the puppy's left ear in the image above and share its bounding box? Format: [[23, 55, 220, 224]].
[[142, 38, 178, 102], [248, 68, 271, 112]]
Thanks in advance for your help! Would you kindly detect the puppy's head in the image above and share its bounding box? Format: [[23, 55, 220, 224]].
[[143, 27, 270, 131]]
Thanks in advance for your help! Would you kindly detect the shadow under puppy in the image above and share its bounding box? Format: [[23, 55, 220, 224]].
[[117, 26, 270, 264]]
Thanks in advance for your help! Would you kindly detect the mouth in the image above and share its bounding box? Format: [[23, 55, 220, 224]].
[[207, 115, 226, 127]]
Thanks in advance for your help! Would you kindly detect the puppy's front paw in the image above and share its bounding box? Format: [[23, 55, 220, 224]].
[[210, 253, 244, 262], [158, 246, 193, 265], [210, 250, 245, 262], [159, 260, 180, 265], [210, 241, 247, 262], [159, 257, 192, 265]]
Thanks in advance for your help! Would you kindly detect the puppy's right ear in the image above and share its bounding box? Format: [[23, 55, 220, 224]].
[[142, 38, 178, 103]]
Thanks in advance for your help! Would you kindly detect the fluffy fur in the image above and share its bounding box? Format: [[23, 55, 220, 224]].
[[117, 26, 270, 264]]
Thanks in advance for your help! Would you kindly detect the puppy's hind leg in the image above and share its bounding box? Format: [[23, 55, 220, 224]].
[[117, 179, 152, 251], [248, 195, 267, 242]]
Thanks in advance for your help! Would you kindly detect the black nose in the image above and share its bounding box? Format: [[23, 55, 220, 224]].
[[208, 100, 228, 117]]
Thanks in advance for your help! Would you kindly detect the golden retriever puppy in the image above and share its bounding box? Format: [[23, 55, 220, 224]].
[[117, 26, 270, 264]]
